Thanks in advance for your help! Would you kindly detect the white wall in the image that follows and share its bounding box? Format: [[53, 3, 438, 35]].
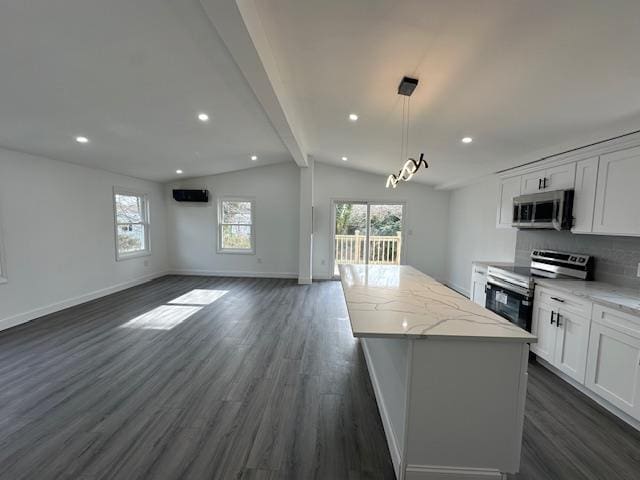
[[313, 162, 451, 280], [0, 148, 169, 330], [166, 162, 299, 277], [446, 176, 517, 296]]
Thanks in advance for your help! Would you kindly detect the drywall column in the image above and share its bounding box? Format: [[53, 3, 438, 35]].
[[298, 156, 314, 284]]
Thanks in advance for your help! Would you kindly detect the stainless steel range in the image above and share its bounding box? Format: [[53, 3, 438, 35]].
[[485, 250, 594, 331]]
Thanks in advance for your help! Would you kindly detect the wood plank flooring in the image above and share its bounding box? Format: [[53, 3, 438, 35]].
[[0, 276, 638, 479]]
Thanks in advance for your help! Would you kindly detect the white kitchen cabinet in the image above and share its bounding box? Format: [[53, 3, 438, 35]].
[[496, 176, 521, 228], [546, 163, 576, 191], [532, 287, 592, 383], [586, 305, 640, 420], [520, 163, 576, 195], [571, 156, 599, 234], [593, 146, 640, 236], [531, 300, 557, 363], [470, 264, 487, 307], [553, 309, 591, 383], [521, 170, 547, 194]]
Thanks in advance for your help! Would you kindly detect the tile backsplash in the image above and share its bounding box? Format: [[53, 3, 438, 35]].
[[515, 230, 640, 289]]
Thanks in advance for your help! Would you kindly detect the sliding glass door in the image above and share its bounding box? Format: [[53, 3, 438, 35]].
[[332, 201, 404, 277]]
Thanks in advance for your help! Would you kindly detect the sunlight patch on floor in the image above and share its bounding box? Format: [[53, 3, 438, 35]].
[[168, 289, 228, 306], [120, 305, 202, 330]]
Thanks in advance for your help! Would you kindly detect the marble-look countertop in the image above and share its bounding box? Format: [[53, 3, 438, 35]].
[[535, 278, 640, 317], [338, 264, 536, 342], [472, 260, 514, 269]]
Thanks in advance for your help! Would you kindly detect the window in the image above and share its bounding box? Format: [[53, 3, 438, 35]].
[[113, 188, 150, 260], [217, 197, 255, 254]]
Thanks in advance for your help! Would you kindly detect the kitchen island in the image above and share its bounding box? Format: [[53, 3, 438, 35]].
[[339, 264, 536, 480]]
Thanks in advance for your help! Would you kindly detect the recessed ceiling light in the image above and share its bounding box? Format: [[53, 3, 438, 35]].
[[462, 137, 473, 144], [341, 156, 348, 161], [176, 169, 183, 174], [250, 155, 258, 161], [197, 113, 210, 122], [349, 113, 359, 121], [75, 136, 89, 144]]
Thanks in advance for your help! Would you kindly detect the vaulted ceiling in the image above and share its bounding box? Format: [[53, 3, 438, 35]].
[[2, 0, 640, 187]]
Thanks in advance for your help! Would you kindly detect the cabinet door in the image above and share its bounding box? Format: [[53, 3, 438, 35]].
[[471, 277, 487, 307], [571, 156, 599, 234], [496, 176, 521, 228], [593, 146, 640, 236], [545, 162, 576, 191], [531, 302, 557, 362], [553, 310, 590, 383], [521, 170, 544, 194], [586, 321, 640, 419]]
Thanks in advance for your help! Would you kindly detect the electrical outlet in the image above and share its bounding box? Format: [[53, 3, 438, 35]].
[[257, 258, 262, 264], [321, 259, 326, 265], [637, 262, 640, 277], [143, 260, 149, 267]]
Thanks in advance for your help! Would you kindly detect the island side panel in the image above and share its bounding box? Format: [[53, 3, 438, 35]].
[[404, 338, 529, 479], [361, 337, 412, 478]]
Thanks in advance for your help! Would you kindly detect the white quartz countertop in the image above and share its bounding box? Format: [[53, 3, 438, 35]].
[[534, 278, 640, 316], [472, 260, 514, 269], [338, 264, 536, 342]]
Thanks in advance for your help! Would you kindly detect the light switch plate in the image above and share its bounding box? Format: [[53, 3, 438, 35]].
[[637, 262, 640, 277]]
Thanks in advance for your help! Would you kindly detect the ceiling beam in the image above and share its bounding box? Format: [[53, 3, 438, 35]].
[[199, 0, 308, 167]]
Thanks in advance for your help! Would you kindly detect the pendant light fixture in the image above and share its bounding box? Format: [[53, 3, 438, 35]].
[[386, 76, 428, 188]]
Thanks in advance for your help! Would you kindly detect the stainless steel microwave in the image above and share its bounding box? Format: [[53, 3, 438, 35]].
[[512, 189, 574, 230]]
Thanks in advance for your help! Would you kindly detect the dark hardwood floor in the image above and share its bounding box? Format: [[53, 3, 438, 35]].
[[0, 276, 638, 480]]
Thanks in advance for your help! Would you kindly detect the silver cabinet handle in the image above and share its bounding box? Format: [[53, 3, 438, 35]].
[[556, 313, 562, 327], [551, 296, 565, 303]]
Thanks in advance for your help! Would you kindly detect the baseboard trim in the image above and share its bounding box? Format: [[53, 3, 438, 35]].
[[534, 357, 640, 432], [361, 340, 404, 479], [446, 282, 470, 299], [169, 269, 298, 279], [405, 464, 505, 480], [0, 271, 169, 333]]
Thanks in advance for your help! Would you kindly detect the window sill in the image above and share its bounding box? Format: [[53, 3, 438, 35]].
[[217, 249, 255, 255], [116, 251, 152, 262]]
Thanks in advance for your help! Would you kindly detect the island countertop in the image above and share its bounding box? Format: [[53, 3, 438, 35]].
[[339, 264, 536, 342]]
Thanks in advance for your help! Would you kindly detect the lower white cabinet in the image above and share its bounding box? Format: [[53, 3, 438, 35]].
[[470, 264, 488, 307], [553, 309, 591, 383], [531, 301, 557, 363], [531, 288, 591, 383], [586, 305, 640, 420]]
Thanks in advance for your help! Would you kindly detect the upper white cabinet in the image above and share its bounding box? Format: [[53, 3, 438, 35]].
[[586, 304, 640, 420], [496, 176, 520, 228], [520, 163, 576, 194], [592, 146, 640, 236], [571, 156, 599, 234]]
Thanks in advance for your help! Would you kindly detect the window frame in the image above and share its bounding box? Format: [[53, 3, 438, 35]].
[[217, 196, 256, 255], [0, 213, 6, 284], [113, 187, 151, 261]]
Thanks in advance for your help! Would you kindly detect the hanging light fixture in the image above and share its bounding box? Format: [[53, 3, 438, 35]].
[[386, 76, 428, 188]]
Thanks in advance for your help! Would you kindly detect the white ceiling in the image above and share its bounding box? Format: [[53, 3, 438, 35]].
[[2, 1, 640, 187], [0, 0, 291, 182], [254, 0, 640, 187]]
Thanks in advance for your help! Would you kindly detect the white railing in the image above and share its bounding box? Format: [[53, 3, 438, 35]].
[[334, 231, 402, 265]]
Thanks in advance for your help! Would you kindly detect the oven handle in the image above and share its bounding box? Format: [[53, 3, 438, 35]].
[[486, 277, 532, 298]]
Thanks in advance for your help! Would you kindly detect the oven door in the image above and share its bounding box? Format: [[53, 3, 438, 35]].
[[485, 281, 532, 331]]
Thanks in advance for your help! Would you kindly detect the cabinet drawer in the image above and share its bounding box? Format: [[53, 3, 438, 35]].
[[592, 304, 640, 338], [535, 287, 592, 319]]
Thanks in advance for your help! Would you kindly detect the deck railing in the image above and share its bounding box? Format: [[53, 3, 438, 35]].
[[334, 231, 402, 265]]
